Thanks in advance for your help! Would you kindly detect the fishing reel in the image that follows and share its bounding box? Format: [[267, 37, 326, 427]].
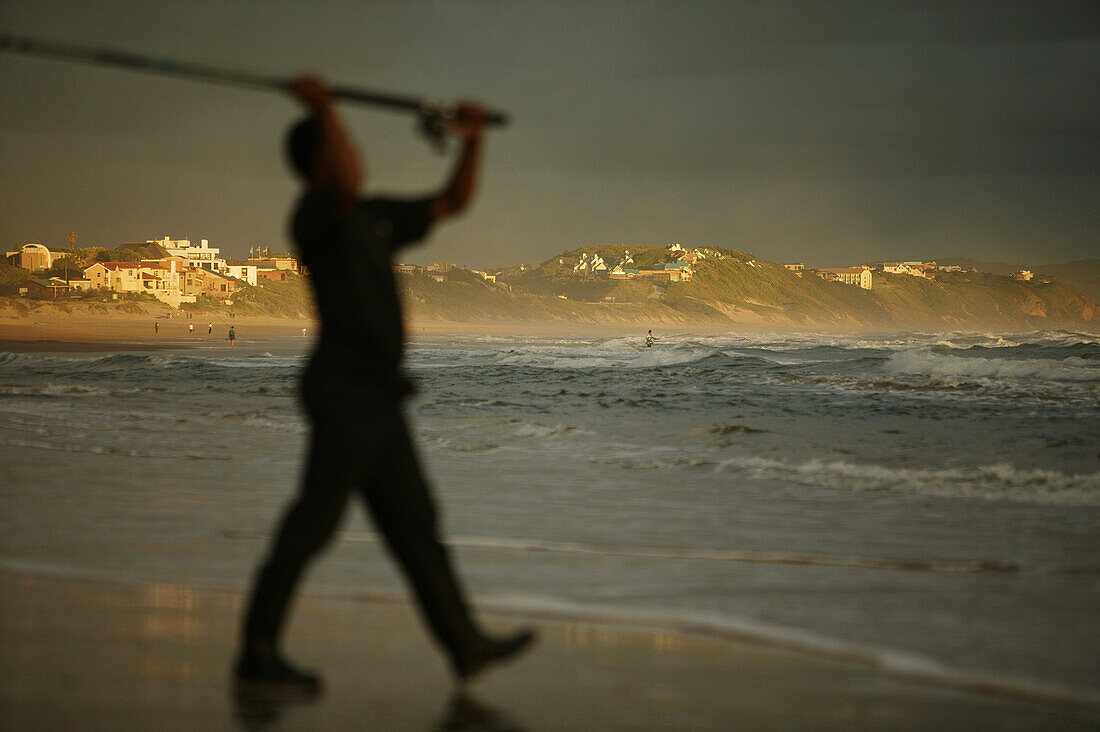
[[416, 104, 455, 154]]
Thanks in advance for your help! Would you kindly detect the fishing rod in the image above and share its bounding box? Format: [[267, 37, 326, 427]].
[[0, 35, 508, 150]]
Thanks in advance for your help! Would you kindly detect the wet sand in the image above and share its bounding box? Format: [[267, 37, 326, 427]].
[[1, 571, 1096, 730]]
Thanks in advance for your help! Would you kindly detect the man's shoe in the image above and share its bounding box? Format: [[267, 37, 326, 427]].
[[454, 629, 536, 681], [234, 650, 322, 695]]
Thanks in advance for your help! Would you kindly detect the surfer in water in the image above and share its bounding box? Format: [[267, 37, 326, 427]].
[[645, 329, 657, 347]]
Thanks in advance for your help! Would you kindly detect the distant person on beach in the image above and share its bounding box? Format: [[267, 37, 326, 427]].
[[208, 322, 213, 335], [228, 326, 236, 346], [236, 75, 533, 691], [189, 323, 194, 334], [154, 321, 159, 334]]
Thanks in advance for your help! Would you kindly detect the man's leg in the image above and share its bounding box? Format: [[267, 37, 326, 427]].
[[238, 417, 356, 682], [360, 413, 533, 680]]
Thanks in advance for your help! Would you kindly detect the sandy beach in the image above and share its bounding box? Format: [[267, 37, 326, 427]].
[[0, 304, 316, 349], [2, 570, 1096, 730], [0, 300, 848, 349]]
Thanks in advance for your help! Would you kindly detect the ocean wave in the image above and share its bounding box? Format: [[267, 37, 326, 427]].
[[239, 413, 308, 435], [511, 421, 587, 439], [3, 437, 229, 461], [420, 435, 501, 453], [0, 350, 305, 374], [689, 424, 768, 436], [886, 348, 1099, 383], [714, 456, 1100, 506], [0, 384, 112, 397], [492, 345, 726, 370]]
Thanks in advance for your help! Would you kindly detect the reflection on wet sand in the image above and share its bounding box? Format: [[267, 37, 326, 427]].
[[2, 570, 1097, 729], [435, 692, 524, 732], [232, 680, 322, 730]]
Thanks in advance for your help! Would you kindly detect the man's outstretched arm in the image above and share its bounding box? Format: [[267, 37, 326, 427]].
[[289, 75, 362, 214], [431, 103, 489, 222]]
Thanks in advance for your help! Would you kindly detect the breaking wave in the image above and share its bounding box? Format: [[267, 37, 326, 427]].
[[714, 456, 1100, 506], [887, 349, 1098, 383]]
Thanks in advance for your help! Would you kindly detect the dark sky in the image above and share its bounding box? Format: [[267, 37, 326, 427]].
[[1, 1, 1097, 267]]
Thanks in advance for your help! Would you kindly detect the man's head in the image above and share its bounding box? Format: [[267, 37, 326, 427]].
[[286, 116, 322, 179]]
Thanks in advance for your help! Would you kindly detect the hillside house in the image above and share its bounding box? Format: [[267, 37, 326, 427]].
[[256, 269, 291, 283], [609, 266, 639, 280], [247, 256, 298, 272], [149, 236, 227, 273], [225, 265, 259, 286], [5, 243, 55, 271], [24, 278, 70, 299], [815, 266, 873, 290], [83, 260, 197, 307]]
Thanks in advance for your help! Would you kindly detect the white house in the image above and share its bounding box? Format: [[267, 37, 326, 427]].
[[148, 236, 227, 273], [225, 265, 258, 286], [816, 266, 873, 290]]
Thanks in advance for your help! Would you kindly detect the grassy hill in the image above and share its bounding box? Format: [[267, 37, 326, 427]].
[[937, 257, 1100, 303], [401, 246, 1097, 329]]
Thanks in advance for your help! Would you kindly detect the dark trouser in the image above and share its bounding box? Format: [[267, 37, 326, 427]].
[[241, 387, 479, 664]]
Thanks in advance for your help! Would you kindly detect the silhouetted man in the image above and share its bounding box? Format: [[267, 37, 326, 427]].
[[236, 76, 533, 690]]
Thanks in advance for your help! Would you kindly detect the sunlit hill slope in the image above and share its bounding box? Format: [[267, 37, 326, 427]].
[[400, 245, 1097, 329]]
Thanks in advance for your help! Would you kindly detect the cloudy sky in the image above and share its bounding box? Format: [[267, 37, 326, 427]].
[[1, 1, 1097, 267]]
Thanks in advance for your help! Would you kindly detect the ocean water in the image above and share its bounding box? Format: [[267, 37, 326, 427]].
[[1, 329, 1098, 702]]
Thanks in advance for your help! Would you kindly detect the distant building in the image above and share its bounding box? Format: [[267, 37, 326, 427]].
[[428, 272, 448, 283], [225, 265, 258, 286], [256, 269, 291, 283], [393, 263, 420, 275], [881, 261, 935, 278], [248, 256, 298, 272], [183, 267, 242, 296], [636, 261, 694, 282], [470, 270, 497, 283], [24, 277, 70, 299], [1015, 270, 1034, 281], [783, 263, 805, 272], [815, 266, 873, 290], [83, 260, 198, 307], [6, 243, 55, 271], [148, 236, 227, 273]]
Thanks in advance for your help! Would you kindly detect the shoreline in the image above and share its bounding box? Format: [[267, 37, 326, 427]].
[[4, 309, 1097, 349], [2, 568, 1096, 729]]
